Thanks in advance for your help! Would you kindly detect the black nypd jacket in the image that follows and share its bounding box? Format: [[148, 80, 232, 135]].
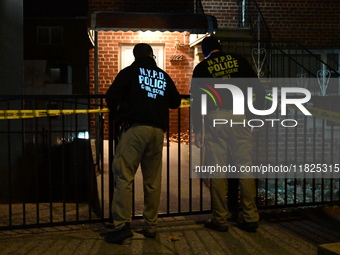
[[106, 56, 181, 132], [191, 51, 266, 132]]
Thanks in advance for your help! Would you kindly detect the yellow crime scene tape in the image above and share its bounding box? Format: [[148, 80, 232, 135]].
[[0, 108, 110, 120], [265, 95, 340, 124], [179, 96, 340, 124], [180, 98, 190, 108], [2, 98, 337, 123], [0, 99, 190, 119]]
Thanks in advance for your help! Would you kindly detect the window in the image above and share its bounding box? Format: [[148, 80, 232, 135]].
[[45, 61, 70, 84], [37, 27, 63, 45]]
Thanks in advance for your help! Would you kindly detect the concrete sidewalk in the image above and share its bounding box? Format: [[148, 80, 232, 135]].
[[0, 212, 339, 255]]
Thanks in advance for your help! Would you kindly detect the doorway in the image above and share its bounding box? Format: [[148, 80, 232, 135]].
[[120, 44, 164, 70]]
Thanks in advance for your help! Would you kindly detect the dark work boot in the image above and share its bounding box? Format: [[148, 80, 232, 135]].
[[204, 219, 229, 232], [236, 219, 258, 232], [142, 225, 157, 238], [104, 224, 133, 244]]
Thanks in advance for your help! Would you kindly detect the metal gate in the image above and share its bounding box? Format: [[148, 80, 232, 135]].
[[0, 94, 339, 230]]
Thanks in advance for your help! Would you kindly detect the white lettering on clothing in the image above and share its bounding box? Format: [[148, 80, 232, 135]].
[[139, 68, 168, 99]]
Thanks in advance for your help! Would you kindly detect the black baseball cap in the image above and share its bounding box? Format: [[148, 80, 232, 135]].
[[201, 36, 222, 58]]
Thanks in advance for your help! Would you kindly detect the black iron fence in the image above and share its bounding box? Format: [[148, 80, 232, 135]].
[[0, 95, 107, 230], [0, 94, 339, 230], [254, 96, 340, 208]]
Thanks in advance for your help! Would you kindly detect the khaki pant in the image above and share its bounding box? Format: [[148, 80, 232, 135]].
[[204, 109, 259, 226], [111, 125, 164, 229]]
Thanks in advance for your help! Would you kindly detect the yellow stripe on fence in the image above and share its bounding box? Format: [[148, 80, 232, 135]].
[[179, 97, 340, 124], [0, 98, 190, 119], [4, 98, 336, 123], [0, 99, 190, 120], [0, 108, 110, 120]]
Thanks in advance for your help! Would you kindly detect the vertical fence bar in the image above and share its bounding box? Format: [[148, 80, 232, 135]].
[[303, 115, 308, 204], [177, 107, 181, 213], [265, 100, 270, 207], [294, 110, 298, 205], [321, 119, 325, 202], [330, 123, 334, 202], [85, 99, 91, 218], [284, 107, 289, 205], [73, 99, 79, 221], [274, 102, 279, 206], [96, 97, 105, 219], [108, 104, 114, 222], [34, 99, 40, 225], [189, 105, 193, 212], [166, 128, 170, 214], [89, 96, 104, 221], [61, 98, 66, 222], [7, 100, 12, 227], [99, 97, 105, 219], [20, 97, 26, 226], [47, 104, 53, 223], [312, 116, 316, 203]]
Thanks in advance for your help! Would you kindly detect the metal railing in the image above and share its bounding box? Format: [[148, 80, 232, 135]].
[[238, 0, 340, 92], [254, 97, 340, 208], [239, 0, 271, 44], [269, 41, 340, 95], [0, 94, 339, 230], [216, 0, 272, 78], [0, 95, 108, 230]]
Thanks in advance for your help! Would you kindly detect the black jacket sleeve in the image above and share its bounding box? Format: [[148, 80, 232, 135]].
[[166, 73, 181, 109]]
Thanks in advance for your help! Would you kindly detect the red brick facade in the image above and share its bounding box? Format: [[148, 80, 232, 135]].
[[201, 0, 340, 48], [201, 0, 239, 28], [89, 31, 193, 95], [257, 0, 340, 48], [88, 0, 339, 138]]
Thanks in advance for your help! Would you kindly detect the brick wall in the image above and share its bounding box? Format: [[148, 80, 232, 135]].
[[256, 0, 340, 48], [89, 31, 193, 94], [88, 0, 340, 144], [201, 0, 340, 48], [201, 0, 239, 28], [202, 0, 340, 48]]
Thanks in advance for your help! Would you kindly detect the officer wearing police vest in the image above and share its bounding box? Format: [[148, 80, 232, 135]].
[[191, 36, 265, 232], [105, 43, 181, 244]]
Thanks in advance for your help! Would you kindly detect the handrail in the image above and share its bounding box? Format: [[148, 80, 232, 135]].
[[272, 47, 317, 78], [238, 0, 339, 87], [271, 40, 340, 77]]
